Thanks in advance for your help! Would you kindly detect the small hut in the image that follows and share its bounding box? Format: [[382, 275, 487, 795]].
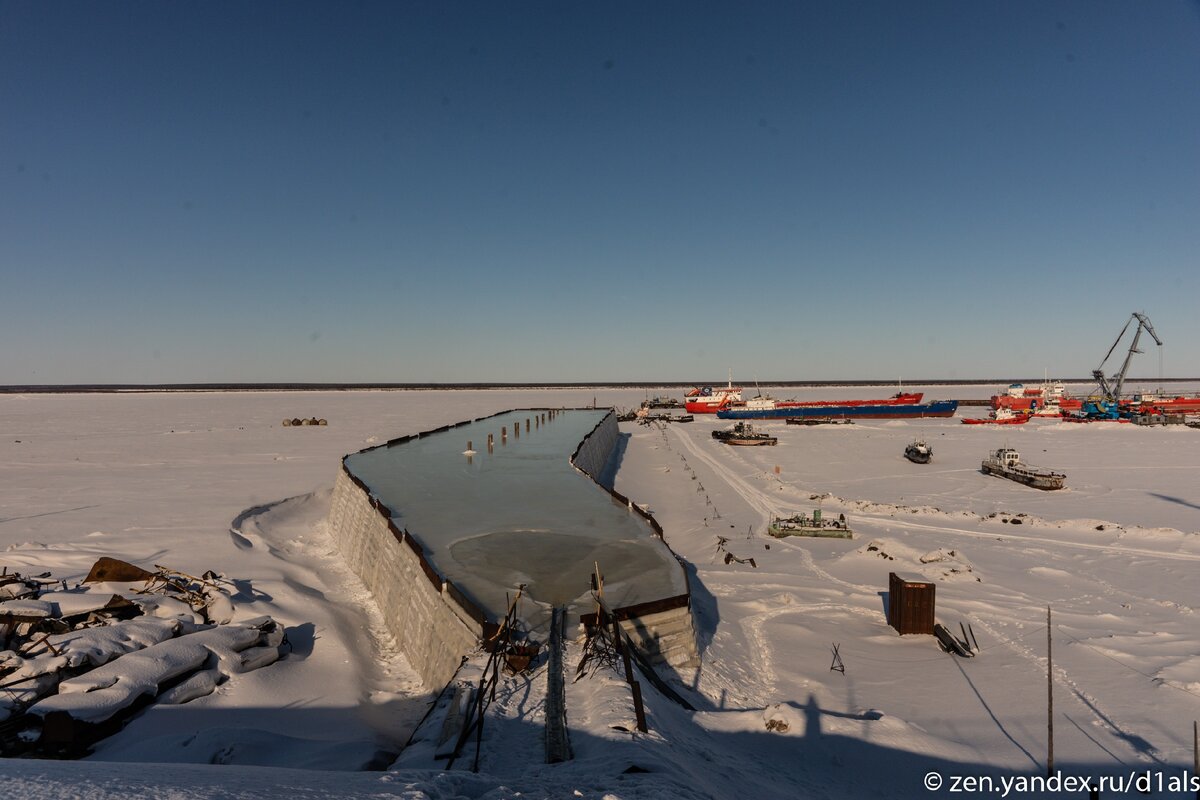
[[888, 572, 935, 635]]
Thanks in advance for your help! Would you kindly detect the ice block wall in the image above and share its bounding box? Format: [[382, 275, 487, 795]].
[[326, 467, 483, 689]]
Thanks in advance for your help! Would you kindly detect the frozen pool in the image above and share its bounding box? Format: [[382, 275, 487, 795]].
[[343, 410, 687, 626]]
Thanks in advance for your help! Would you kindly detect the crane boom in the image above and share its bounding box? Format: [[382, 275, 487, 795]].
[[1091, 312, 1163, 403]]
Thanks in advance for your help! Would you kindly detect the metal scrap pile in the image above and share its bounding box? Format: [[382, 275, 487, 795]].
[[0, 558, 288, 757], [281, 417, 327, 426]]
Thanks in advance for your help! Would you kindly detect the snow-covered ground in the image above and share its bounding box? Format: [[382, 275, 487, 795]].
[[3, 387, 1198, 798]]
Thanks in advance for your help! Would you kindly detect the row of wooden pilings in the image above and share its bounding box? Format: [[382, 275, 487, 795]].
[[465, 409, 560, 462]]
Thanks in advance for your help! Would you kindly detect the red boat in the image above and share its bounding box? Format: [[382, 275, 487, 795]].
[[684, 382, 744, 414], [992, 381, 1082, 415], [1129, 391, 1200, 414]]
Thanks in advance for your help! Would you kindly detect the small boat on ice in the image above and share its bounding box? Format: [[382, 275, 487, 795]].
[[904, 440, 932, 463], [981, 447, 1065, 490], [768, 509, 853, 539], [712, 421, 777, 446], [962, 408, 1029, 425]]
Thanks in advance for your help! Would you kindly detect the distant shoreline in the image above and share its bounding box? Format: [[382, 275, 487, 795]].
[[3, 378, 1198, 394]]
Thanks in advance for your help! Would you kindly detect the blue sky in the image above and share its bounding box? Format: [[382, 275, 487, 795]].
[[2, 1, 1198, 383]]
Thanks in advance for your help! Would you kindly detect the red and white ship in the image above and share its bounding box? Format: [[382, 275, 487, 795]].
[[992, 381, 1082, 416], [684, 379, 744, 414]]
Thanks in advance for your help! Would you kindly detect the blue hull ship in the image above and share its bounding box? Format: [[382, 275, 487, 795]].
[[716, 399, 959, 420]]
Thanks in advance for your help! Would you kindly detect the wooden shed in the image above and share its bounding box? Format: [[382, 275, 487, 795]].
[[888, 572, 935, 635]]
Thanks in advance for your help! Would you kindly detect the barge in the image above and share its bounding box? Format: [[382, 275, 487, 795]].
[[768, 509, 853, 539]]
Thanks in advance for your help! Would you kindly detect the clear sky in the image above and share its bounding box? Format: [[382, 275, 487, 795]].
[[2, 1, 1198, 384]]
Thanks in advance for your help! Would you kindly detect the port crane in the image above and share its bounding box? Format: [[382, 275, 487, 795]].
[[1091, 312, 1162, 404]]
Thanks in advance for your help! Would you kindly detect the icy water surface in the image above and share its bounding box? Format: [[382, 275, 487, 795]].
[[344, 410, 686, 628]]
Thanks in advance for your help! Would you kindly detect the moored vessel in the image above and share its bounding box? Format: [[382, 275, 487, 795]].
[[712, 421, 777, 446], [1128, 390, 1200, 415], [685, 374, 743, 414], [768, 509, 853, 539], [904, 440, 932, 463], [722, 391, 923, 414], [992, 381, 1082, 415], [717, 399, 956, 420], [981, 447, 1065, 490], [961, 408, 1030, 425]]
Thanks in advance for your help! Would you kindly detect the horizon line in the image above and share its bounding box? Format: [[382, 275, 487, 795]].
[[4, 377, 1199, 394]]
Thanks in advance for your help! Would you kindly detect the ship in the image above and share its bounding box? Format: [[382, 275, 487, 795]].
[[711, 421, 777, 446], [961, 408, 1030, 425], [684, 374, 743, 414], [768, 509, 853, 539], [991, 381, 1082, 415], [721, 390, 923, 413], [904, 440, 932, 463], [645, 395, 684, 409], [1128, 390, 1200, 415], [980, 447, 1065, 490], [716, 399, 957, 420]]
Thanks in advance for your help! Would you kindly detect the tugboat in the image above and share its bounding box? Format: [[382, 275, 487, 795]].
[[904, 440, 932, 463], [712, 421, 777, 446], [981, 447, 1065, 490]]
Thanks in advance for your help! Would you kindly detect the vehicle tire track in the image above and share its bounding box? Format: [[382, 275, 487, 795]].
[[869, 516, 1200, 564], [668, 425, 780, 532]]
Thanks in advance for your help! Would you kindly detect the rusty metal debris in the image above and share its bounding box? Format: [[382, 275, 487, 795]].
[[1, 558, 287, 758], [82, 557, 156, 584], [133, 564, 234, 624]]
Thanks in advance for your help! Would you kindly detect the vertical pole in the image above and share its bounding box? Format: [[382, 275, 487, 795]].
[[630, 680, 648, 733], [1047, 605, 1054, 778], [501, 426, 507, 443], [488, 433, 494, 453], [1193, 719, 1198, 800], [526, 418, 530, 432]]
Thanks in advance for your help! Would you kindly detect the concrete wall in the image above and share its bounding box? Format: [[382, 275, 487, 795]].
[[326, 468, 481, 689]]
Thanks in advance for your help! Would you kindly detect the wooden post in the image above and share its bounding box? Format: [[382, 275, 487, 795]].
[[526, 418, 530, 432], [501, 426, 507, 443], [630, 680, 648, 733], [488, 433, 494, 453], [1194, 719, 1198, 800], [514, 422, 519, 438], [1047, 605, 1054, 777]]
